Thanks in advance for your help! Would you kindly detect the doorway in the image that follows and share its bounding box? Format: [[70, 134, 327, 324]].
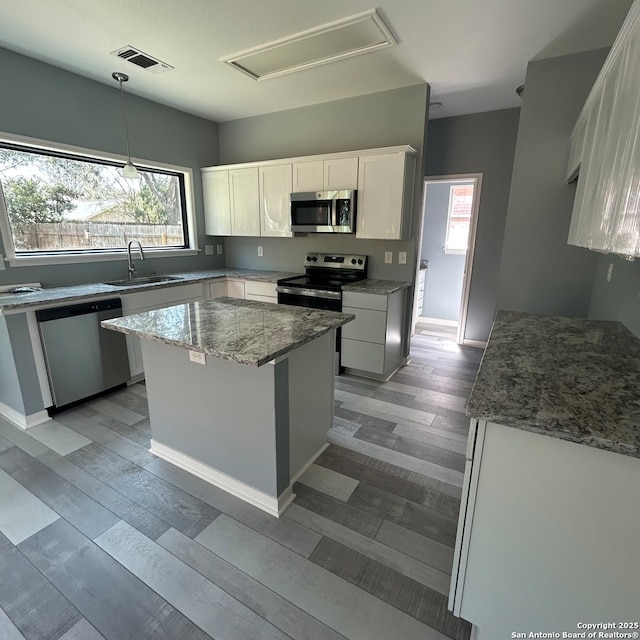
[[414, 174, 482, 346]]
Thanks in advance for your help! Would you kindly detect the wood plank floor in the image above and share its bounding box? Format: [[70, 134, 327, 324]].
[[0, 321, 479, 640]]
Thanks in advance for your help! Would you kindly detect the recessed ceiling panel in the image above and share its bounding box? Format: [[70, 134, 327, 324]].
[[222, 9, 396, 80]]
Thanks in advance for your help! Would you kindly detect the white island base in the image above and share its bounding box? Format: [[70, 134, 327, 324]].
[[142, 331, 334, 517]]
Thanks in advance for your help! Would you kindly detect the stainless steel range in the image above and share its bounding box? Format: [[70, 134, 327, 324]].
[[276, 252, 367, 371]]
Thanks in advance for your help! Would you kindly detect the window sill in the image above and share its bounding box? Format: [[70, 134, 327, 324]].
[[5, 247, 200, 267]]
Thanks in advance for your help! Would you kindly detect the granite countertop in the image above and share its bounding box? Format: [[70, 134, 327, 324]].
[[102, 297, 354, 367], [0, 268, 298, 313], [343, 279, 411, 295], [467, 310, 640, 458]]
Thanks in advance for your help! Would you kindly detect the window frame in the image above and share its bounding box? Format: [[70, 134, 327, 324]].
[[443, 183, 474, 255], [0, 131, 199, 267]]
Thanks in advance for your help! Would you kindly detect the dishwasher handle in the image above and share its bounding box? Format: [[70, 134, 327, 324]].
[[36, 298, 122, 322]]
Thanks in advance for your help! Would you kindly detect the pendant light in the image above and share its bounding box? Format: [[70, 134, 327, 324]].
[[112, 72, 139, 180]]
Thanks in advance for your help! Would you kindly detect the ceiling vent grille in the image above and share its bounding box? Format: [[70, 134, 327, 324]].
[[110, 46, 173, 74], [221, 9, 396, 81]]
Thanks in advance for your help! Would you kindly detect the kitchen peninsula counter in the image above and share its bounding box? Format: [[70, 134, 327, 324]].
[[101, 297, 354, 517], [467, 310, 640, 457]]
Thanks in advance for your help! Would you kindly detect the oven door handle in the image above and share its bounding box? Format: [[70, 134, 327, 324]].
[[276, 286, 342, 300]]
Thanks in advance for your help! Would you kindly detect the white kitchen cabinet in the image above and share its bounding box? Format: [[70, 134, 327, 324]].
[[202, 170, 232, 236], [412, 268, 427, 332], [567, 0, 640, 257], [341, 289, 406, 381], [259, 164, 293, 237], [356, 150, 416, 240], [244, 280, 277, 303], [451, 420, 640, 636], [292, 157, 358, 192], [229, 167, 260, 236], [227, 280, 245, 299], [121, 283, 203, 379], [208, 280, 228, 299]]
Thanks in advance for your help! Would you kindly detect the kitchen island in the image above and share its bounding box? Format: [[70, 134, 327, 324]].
[[102, 297, 354, 516], [450, 311, 640, 637]]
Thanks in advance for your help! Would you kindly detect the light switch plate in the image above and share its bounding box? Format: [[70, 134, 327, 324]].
[[189, 350, 206, 365], [398, 251, 407, 265], [0, 254, 4, 270], [257, 246, 264, 257], [384, 251, 393, 264], [204, 245, 214, 255], [216, 244, 223, 255]]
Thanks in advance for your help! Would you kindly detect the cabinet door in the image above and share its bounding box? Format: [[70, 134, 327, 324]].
[[324, 157, 358, 190], [292, 161, 324, 192], [229, 168, 260, 236], [208, 280, 228, 299], [356, 152, 411, 240], [259, 164, 293, 237], [202, 170, 231, 236], [227, 280, 245, 298]]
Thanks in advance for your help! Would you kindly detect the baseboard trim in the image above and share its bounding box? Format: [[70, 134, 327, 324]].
[[462, 339, 486, 349], [418, 316, 458, 328], [149, 439, 294, 517], [290, 442, 329, 485], [0, 402, 50, 431]]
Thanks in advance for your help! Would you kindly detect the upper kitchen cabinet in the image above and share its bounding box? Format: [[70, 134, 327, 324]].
[[567, 0, 640, 257], [292, 157, 358, 192], [259, 164, 293, 237], [203, 170, 232, 236], [229, 167, 260, 236], [356, 149, 416, 240]]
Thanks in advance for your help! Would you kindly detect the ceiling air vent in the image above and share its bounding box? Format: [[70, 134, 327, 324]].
[[221, 9, 396, 81], [110, 46, 174, 74]]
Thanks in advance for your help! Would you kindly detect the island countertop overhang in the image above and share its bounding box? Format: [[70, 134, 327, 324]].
[[101, 297, 354, 367]]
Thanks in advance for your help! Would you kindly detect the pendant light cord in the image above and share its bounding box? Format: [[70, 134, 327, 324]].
[[118, 79, 133, 164]]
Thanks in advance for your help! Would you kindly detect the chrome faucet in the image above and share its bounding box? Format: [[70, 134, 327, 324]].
[[127, 239, 145, 279]]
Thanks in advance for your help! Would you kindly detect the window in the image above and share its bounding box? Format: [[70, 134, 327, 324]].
[[0, 134, 197, 266], [444, 184, 474, 254]]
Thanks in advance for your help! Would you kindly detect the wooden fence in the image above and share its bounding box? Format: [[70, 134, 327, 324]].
[[15, 222, 184, 250]]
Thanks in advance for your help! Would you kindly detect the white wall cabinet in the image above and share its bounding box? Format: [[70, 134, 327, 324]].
[[356, 151, 415, 240], [567, 0, 640, 257], [341, 289, 406, 381], [121, 283, 203, 379], [203, 146, 415, 240], [259, 164, 293, 237]]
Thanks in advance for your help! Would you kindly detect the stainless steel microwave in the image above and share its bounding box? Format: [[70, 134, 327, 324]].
[[290, 190, 356, 233]]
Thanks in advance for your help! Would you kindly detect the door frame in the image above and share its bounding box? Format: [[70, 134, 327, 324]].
[[416, 173, 483, 346]]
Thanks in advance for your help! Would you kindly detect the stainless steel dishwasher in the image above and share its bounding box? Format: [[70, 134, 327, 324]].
[[36, 298, 130, 410]]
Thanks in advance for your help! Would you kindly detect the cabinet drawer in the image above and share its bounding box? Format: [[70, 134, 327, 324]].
[[121, 283, 203, 312], [342, 306, 386, 343], [341, 339, 385, 374], [244, 281, 277, 298], [343, 291, 387, 311]]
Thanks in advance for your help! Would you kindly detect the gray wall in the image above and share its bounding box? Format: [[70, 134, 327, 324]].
[[217, 84, 430, 283], [588, 255, 640, 337], [425, 109, 520, 342], [420, 182, 468, 321], [0, 46, 223, 287], [497, 49, 608, 316]]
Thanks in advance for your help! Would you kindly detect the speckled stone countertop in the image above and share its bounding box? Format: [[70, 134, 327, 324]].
[[102, 297, 354, 367], [0, 269, 298, 313], [342, 279, 410, 295], [467, 310, 640, 458]]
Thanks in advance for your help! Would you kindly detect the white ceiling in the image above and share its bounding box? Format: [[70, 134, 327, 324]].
[[0, 0, 633, 122]]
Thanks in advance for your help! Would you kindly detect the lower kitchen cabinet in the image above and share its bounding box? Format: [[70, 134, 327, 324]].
[[121, 283, 203, 379], [208, 279, 228, 299], [341, 289, 406, 381], [244, 280, 277, 303], [208, 278, 277, 303]]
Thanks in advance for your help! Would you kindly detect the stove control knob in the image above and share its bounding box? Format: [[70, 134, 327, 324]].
[[357, 259, 363, 265], [312, 256, 317, 262], [351, 258, 356, 264]]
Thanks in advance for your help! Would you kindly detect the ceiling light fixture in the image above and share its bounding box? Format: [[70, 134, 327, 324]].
[[222, 9, 397, 81], [112, 72, 139, 180]]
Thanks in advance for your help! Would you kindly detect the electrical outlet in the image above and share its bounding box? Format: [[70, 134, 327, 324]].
[[384, 251, 393, 264], [0, 254, 5, 270], [204, 244, 214, 255], [216, 244, 223, 255], [189, 350, 206, 365], [257, 246, 264, 257], [398, 251, 407, 265], [606, 262, 613, 282]]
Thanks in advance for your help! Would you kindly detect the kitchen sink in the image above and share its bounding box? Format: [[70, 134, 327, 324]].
[[104, 275, 184, 287]]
